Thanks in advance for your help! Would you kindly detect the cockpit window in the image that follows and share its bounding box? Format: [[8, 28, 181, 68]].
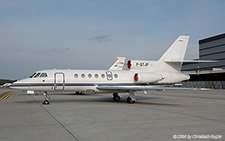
[[29, 73, 36, 78], [40, 73, 48, 77], [34, 73, 41, 78]]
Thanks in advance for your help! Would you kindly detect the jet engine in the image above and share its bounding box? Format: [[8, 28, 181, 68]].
[[133, 72, 162, 83]]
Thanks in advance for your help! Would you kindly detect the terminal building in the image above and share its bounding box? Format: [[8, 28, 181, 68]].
[[182, 33, 225, 88]]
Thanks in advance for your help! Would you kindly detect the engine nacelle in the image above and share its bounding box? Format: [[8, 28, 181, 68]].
[[133, 72, 162, 83]]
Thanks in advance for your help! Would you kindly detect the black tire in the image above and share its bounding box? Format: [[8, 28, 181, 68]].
[[126, 97, 135, 103], [113, 96, 120, 102], [42, 100, 50, 105]]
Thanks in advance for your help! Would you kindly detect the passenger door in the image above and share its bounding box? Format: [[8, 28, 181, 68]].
[[54, 72, 65, 91]]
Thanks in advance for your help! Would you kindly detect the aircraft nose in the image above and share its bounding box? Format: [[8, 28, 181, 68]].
[[9, 81, 18, 89], [10, 80, 23, 90], [9, 79, 30, 91]]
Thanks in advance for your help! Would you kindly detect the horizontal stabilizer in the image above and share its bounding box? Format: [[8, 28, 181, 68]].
[[164, 59, 218, 63]]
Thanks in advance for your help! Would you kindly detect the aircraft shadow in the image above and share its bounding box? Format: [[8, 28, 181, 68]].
[[15, 95, 179, 106]]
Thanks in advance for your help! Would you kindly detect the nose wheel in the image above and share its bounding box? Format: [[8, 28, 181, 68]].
[[42, 92, 50, 105], [42, 100, 50, 105]]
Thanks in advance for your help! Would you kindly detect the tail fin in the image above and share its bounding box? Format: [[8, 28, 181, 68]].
[[109, 57, 125, 70], [158, 35, 189, 72], [125, 36, 190, 72], [159, 35, 189, 61]]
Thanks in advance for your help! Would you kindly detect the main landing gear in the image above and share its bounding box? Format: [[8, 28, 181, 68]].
[[126, 91, 136, 103], [126, 97, 135, 103], [113, 93, 121, 102], [42, 92, 50, 105], [112, 91, 136, 104]]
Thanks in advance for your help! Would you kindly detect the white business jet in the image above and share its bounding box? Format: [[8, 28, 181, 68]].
[[11, 35, 195, 104]]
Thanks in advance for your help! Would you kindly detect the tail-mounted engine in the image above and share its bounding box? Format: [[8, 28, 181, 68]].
[[133, 72, 162, 83]]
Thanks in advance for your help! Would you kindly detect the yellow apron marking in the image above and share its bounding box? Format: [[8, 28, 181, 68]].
[[0, 91, 15, 100]]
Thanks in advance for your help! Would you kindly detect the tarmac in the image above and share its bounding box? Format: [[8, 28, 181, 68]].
[[0, 87, 224, 141]]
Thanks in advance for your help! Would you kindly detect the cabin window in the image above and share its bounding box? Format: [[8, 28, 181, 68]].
[[95, 74, 99, 78], [74, 74, 78, 78], [114, 74, 118, 79], [81, 74, 85, 78], [88, 74, 92, 78], [34, 73, 41, 78], [40, 73, 47, 77], [29, 73, 36, 78], [101, 74, 105, 78]]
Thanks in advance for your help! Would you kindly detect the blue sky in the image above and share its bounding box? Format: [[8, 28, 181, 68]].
[[1, 0, 225, 79]]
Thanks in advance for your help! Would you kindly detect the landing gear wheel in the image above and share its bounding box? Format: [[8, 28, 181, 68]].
[[42, 92, 50, 105], [42, 100, 50, 105], [113, 96, 121, 102], [126, 97, 135, 104], [113, 93, 121, 102]]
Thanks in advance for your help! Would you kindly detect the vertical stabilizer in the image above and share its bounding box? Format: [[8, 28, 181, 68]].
[[158, 35, 189, 72], [159, 35, 189, 61]]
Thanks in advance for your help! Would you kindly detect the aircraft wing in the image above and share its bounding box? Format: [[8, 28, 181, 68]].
[[97, 85, 205, 92]]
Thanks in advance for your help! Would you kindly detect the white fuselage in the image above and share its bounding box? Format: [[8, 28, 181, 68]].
[[10, 68, 189, 93]]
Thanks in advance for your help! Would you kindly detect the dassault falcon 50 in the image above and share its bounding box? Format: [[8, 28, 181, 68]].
[[10, 35, 206, 104]]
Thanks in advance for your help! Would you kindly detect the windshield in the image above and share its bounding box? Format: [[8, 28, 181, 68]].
[[34, 73, 41, 78], [28, 72, 48, 78], [40, 73, 48, 77], [29, 73, 36, 78]]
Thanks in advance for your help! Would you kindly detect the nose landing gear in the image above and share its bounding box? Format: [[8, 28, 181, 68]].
[[42, 92, 50, 105]]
